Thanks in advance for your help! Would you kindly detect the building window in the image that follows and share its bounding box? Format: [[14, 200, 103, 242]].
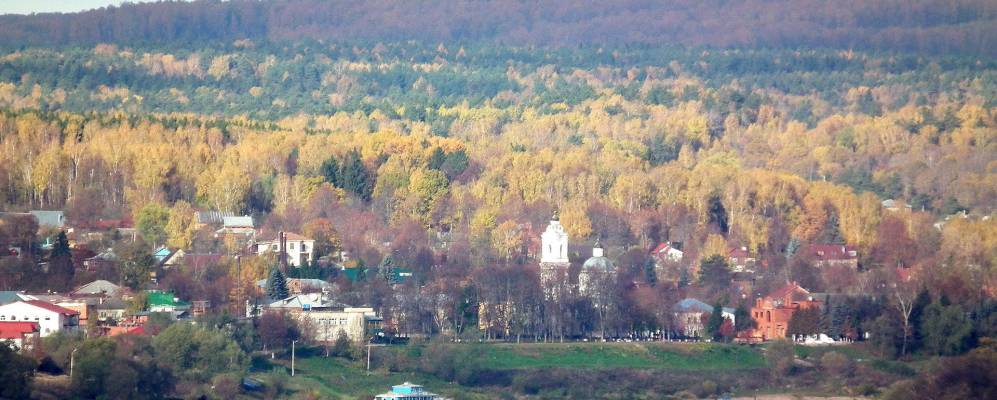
[[290, 243, 296, 250]]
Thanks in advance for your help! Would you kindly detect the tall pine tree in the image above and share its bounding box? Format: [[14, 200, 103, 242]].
[[48, 231, 74, 292], [267, 267, 289, 300], [341, 149, 373, 201]]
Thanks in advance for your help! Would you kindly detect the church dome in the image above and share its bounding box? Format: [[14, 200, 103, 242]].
[[582, 255, 614, 272], [582, 240, 614, 272]]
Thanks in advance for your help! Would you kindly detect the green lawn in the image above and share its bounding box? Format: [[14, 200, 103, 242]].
[[474, 342, 765, 370], [259, 355, 496, 400], [262, 342, 766, 399]]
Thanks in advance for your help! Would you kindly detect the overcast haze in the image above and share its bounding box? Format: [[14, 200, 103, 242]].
[[0, 1, 158, 15]]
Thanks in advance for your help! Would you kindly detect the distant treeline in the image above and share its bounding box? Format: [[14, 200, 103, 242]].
[[0, 0, 994, 56]]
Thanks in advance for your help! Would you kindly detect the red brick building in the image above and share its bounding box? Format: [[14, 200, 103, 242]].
[[747, 282, 822, 341]]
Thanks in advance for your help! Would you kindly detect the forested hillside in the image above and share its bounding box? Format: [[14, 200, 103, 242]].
[[1, 40, 994, 292], [1, 1, 996, 399], [0, 0, 995, 56]]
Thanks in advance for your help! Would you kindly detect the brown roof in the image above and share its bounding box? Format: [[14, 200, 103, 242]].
[[768, 282, 812, 302]]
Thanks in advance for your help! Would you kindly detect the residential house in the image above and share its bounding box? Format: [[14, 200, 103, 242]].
[[673, 298, 735, 339], [153, 246, 174, 264], [29, 210, 65, 229], [0, 321, 40, 351], [295, 307, 383, 343], [216, 215, 256, 238], [651, 242, 684, 263], [748, 282, 822, 341], [266, 292, 335, 311], [83, 248, 117, 270], [194, 210, 233, 229], [728, 247, 757, 272], [70, 280, 123, 298], [94, 299, 128, 323], [257, 278, 333, 295], [881, 199, 912, 212], [0, 300, 80, 337], [146, 291, 190, 315], [375, 382, 446, 400], [256, 232, 315, 267], [803, 244, 859, 269]]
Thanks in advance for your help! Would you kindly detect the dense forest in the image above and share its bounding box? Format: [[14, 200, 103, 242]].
[[0, 1, 995, 398], [0, 0, 995, 56]]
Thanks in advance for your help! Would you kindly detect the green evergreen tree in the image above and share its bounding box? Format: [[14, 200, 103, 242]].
[[319, 156, 340, 187], [49, 231, 74, 291], [427, 147, 446, 170], [698, 255, 732, 289], [643, 258, 657, 286], [267, 267, 289, 300], [706, 194, 728, 235], [734, 303, 756, 333], [707, 302, 726, 341], [341, 149, 373, 201]]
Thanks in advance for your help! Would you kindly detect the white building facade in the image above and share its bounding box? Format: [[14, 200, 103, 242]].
[[0, 300, 80, 337], [256, 232, 316, 267]]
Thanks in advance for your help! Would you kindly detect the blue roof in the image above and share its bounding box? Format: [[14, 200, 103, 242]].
[[675, 298, 713, 313], [0, 291, 25, 305]]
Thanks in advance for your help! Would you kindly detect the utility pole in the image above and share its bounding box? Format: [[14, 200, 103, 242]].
[[291, 339, 298, 376], [366, 335, 375, 375], [235, 255, 242, 316], [70, 347, 79, 379]]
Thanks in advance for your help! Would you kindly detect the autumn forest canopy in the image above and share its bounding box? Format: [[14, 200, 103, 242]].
[[0, 0, 995, 399]]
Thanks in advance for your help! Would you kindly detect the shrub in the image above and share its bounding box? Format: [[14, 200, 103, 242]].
[[820, 351, 854, 378]]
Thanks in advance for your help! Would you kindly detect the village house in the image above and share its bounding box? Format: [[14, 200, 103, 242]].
[[70, 280, 124, 298], [216, 215, 257, 240], [256, 278, 333, 295], [803, 244, 859, 269], [193, 210, 233, 230], [256, 232, 315, 267], [0, 300, 80, 337], [29, 210, 65, 230], [673, 298, 735, 339], [748, 282, 822, 341], [83, 248, 117, 271], [146, 291, 190, 316], [0, 321, 40, 351], [94, 298, 129, 323], [651, 242, 684, 263], [728, 247, 757, 272]]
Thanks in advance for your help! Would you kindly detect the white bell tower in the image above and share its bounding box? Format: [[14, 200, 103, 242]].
[[540, 211, 569, 264]]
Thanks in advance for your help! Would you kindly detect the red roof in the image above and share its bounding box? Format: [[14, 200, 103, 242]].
[[768, 282, 812, 303], [23, 300, 80, 316], [0, 321, 39, 339]]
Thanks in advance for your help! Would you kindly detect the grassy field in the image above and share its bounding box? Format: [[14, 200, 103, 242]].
[[470, 342, 765, 370], [259, 342, 767, 399]]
